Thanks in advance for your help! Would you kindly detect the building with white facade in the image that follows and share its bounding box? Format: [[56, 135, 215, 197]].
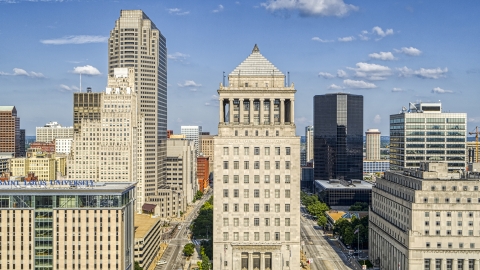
[[366, 128, 381, 160], [213, 45, 300, 270], [390, 102, 467, 172], [305, 126, 314, 163], [36, 121, 73, 142], [55, 138, 73, 154], [181, 126, 202, 157], [369, 162, 480, 270], [167, 138, 197, 207]]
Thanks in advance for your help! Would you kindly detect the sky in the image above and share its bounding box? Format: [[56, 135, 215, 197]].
[[1, 0, 479, 136]]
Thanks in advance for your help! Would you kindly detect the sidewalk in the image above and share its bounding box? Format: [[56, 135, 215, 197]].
[[300, 249, 311, 270], [147, 242, 169, 270]]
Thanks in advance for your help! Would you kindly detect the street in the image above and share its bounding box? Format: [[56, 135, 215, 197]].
[[300, 206, 354, 270], [155, 190, 212, 270]]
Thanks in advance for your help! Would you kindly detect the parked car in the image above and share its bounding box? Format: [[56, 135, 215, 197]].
[[157, 260, 167, 265]]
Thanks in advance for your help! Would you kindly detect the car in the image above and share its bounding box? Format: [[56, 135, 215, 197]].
[[157, 260, 167, 265]]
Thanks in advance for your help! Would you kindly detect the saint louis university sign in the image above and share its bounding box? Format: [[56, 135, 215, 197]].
[[0, 180, 95, 187]]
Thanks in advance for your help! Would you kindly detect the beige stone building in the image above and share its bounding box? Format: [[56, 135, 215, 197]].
[[9, 150, 57, 180], [35, 121, 73, 143], [369, 162, 480, 270], [213, 45, 300, 270], [365, 128, 381, 160], [201, 134, 215, 174], [0, 181, 135, 270], [134, 213, 164, 269], [167, 138, 198, 206]]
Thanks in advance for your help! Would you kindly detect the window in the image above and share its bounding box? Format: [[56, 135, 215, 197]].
[[234, 147, 239, 155], [285, 175, 291, 183], [436, 230, 440, 235], [458, 230, 462, 235], [275, 161, 280, 169], [254, 232, 260, 241], [234, 161, 239, 169], [275, 189, 280, 198], [285, 204, 291, 212], [254, 175, 260, 183], [234, 189, 239, 198], [445, 198, 450, 203], [266, 130, 269, 136], [458, 212, 463, 218], [459, 243, 464, 248], [436, 212, 440, 217], [425, 230, 429, 235], [285, 232, 290, 241], [431, 186, 436, 191], [456, 198, 461, 203], [442, 186, 446, 191], [426, 242, 430, 248], [265, 175, 270, 183], [223, 161, 229, 169], [264, 232, 270, 241], [425, 212, 430, 217], [285, 218, 290, 226], [255, 130, 258, 136], [234, 175, 239, 183], [437, 243, 441, 248], [254, 204, 259, 212], [244, 204, 249, 212], [469, 212, 473, 217], [245, 130, 248, 136], [458, 221, 463, 226], [223, 189, 229, 197], [436, 221, 440, 226], [223, 175, 229, 183], [244, 218, 249, 227], [470, 243, 475, 248], [244, 175, 249, 183], [275, 204, 280, 212], [254, 189, 260, 198], [447, 212, 451, 217], [223, 218, 229, 226], [244, 190, 249, 198], [254, 218, 259, 226], [244, 147, 249, 155], [244, 232, 249, 241], [275, 218, 280, 226], [424, 198, 428, 203], [275, 147, 280, 155], [285, 190, 291, 198], [234, 218, 239, 227], [231, 232, 237, 241], [275, 175, 280, 183], [285, 161, 291, 170], [254, 161, 260, 169], [467, 198, 472, 203], [447, 230, 451, 235], [223, 204, 228, 212], [265, 161, 270, 170], [265, 218, 270, 226], [469, 221, 473, 226], [254, 147, 260, 155], [469, 230, 473, 236], [235, 130, 238, 136], [276, 130, 279, 136], [244, 161, 249, 169], [223, 232, 229, 241], [447, 221, 451, 226], [265, 204, 270, 212], [265, 190, 270, 198], [223, 147, 229, 155], [265, 147, 270, 155], [425, 221, 430, 226], [275, 232, 280, 241], [286, 147, 291, 155]]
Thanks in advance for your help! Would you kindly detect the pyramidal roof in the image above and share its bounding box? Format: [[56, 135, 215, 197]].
[[229, 44, 284, 77]]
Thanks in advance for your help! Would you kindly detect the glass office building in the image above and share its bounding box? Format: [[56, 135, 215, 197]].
[[313, 93, 363, 180]]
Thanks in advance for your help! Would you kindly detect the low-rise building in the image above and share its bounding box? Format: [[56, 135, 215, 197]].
[[134, 214, 164, 269], [35, 121, 73, 142], [9, 150, 57, 180], [369, 162, 480, 270], [363, 160, 390, 173], [55, 138, 73, 154], [30, 140, 56, 153], [314, 179, 373, 207], [0, 152, 13, 173]]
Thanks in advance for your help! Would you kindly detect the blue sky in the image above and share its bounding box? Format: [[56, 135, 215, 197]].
[[1, 0, 479, 136]]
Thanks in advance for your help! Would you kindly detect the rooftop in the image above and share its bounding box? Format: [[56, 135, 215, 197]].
[[134, 213, 162, 239], [0, 181, 136, 195], [315, 179, 374, 189], [229, 44, 284, 77], [0, 106, 15, 111]]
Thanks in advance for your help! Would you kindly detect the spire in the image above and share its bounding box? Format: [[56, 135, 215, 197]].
[[252, 44, 259, 53]]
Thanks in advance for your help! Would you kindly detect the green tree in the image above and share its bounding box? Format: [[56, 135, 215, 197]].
[[317, 215, 328, 227], [134, 262, 143, 270], [307, 201, 329, 217], [197, 247, 211, 270], [183, 243, 195, 257], [343, 227, 354, 246]]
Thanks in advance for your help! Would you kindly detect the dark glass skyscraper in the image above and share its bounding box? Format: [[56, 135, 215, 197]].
[[314, 93, 363, 180]]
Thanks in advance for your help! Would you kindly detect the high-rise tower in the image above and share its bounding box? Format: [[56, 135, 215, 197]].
[[305, 125, 314, 163], [213, 45, 300, 270], [313, 93, 363, 180], [0, 106, 25, 157], [108, 10, 167, 197], [365, 128, 381, 160]]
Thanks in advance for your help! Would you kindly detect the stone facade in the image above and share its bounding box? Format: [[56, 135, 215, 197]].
[[213, 45, 300, 270]]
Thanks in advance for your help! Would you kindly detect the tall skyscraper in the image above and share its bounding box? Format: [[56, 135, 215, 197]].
[[181, 125, 202, 156], [0, 106, 25, 157], [390, 102, 466, 172], [73, 90, 101, 134], [365, 128, 381, 160], [108, 10, 168, 198], [305, 125, 314, 163], [313, 93, 363, 180], [213, 45, 300, 269]]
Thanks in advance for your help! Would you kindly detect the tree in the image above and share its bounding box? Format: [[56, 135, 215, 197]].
[[183, 243, 195, 257], [134, 262, 143, 270], [349, 202, 369, 211], [307, 201, 329, 217], [343, 227, 354, 246], [197, 247, 211, 270], [317, 215, 328, 227]]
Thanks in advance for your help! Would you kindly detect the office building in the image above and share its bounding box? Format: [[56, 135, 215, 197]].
[[109, 10, 168, 199], [390, 102, 466, 172], [0, 181, 135, 270], [134, 214, 164, 269], [0, 152, 13, 173], [30, 140, 56, 153], [366, 128, 381, 160], [9, 149, 57, 180], [0, 106, 25, 157], [314, 179, 372, 206], [363, 160, 390, 173], [301, 166, 314, 192], [369, 162, 480, 270], [55, 138, 73, 154], [181, 126, 202, 156], [213, 45, 300, 270], [197, 154, 210, 192], [467, 141, 479, 163], [314, 93, 363, 180], [305, 126, 314, 163], [73, 91, 102, 134], [35, 121, 74, 142], [201, 134, 215, 175]]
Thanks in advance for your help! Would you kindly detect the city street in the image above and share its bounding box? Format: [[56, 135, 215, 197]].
[[300, 207, 354, 270], [155, 190, 212, 270]]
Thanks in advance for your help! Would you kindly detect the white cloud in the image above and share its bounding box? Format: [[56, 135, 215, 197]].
[[72, 65, 101, 76], [369, 51, 396, 61], [338, 36, 355, 42], [374, 114, 381, 124], [468, 117, 480, 123], [348, 62, 392, 80], [0, 68, 45, 78], [262, 0, 359, 17], [178, 80, 202, 87], [343, 79, 377, 89], [328, 84, 344, 90], [312, 37, 334, 43], [168, 8, 190, 15], [431, 87, 453, 94], [212, 4, 224, 12], [358, 31, 370, 41], [337, 69, 347, 78], [395, 47, 422, 56], [40, 35, 108, 45], [372, 26, 394, 38], [167, 52, 190, 61], [318, 72, 334, 79], [397, 66, 448, 79], [211, 94, 219, 101], [392, 87, 404, 92], [59, 84, 80, 91]]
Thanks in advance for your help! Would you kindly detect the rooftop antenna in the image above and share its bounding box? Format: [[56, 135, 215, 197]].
[[223, 71, 225, 86], [79, 73, 82, 92], [288, 71, 290, 87]]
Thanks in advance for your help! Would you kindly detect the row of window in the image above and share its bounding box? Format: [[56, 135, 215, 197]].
[[426, 242, 475, 248], [431, 185, 478, 191], [424, 258, 475, 270], [223, 146, 290, 156], [222, 231, 290, 241], [223, 203, 290, 212], [223, 175, 290, 184], [223, 189, 290, 198], [223, 161, 291, 170], [223, 217, 291, 227], [423, 197, 480, 204], [425, 211, 475, 218], [233, 130, 280, 137], [424, 229, 477, 236]]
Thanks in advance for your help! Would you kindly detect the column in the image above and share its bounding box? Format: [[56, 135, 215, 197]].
[[475, 259, 479, 270], [248, 252, 253, 270], [220, 98, 224, 123], [239, 98, 244, 124], [442, 259, 446, 270], [269, 99, 274, 125], [452, 259, 457, 270], [290, 99, 294, 124], [229, 98, 234, 124], [259, 98, 264, 125], [260, 252, 265, 270], [280, 99, 285, 124], [249, 99, 254, 124], [430, 259, 435, 270]]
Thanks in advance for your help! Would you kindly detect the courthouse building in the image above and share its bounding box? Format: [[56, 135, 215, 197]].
[[213, 45, 300, 270]]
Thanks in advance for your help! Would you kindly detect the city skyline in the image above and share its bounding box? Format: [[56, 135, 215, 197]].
[[1, 0, 479, 136]]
